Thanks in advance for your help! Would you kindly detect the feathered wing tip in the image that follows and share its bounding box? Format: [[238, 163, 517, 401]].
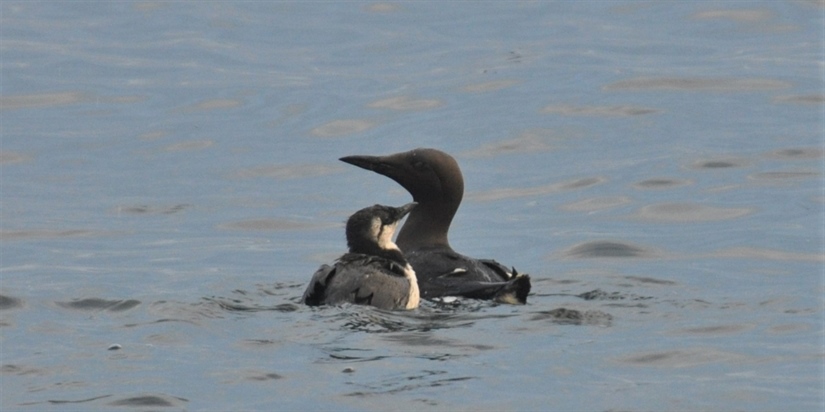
[[303, 265, 335, 306], [492, 269, 531, 305]]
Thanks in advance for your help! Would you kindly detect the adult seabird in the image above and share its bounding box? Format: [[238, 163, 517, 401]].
[[303, 202, 420, 310], [340, 148, 531, 304]]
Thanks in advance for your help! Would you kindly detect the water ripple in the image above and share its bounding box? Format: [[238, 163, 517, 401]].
[[766, 147, 824, 160], [541, 104, 660, 116], [635, 203, 752, 222], [633, 178, 692, 189], [0, 294, 24, 310], [217, 219, 338, 232], [773, 94, 825, 105], [367, 96, 443, 111], [344, 370, 474, 397], [463, 131, 556, 157], [559, 196, 632, 212], [108, 394, 188, 408], [604, 77, 791, 92], [230, 163, 345, 179], [56, 298, 141, 312], [0, 151, 31, 164], [310, 119, 374, 137], [616, 347, 749, 368], [691, 158, 749, 169], [468, 177, 605, 202], [562, 240, 657, 259]]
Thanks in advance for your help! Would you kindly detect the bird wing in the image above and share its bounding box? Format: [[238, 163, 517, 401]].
[[302, 264, 336, 306], [478, 258, 515, 280], [405, 249, 530, 303], [321, 254, 412, 310], [407, 248, 509, 283]]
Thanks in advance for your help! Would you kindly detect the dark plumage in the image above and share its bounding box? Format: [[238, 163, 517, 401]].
[[302, 202, 420, 310], [340, 148, 531, 304]]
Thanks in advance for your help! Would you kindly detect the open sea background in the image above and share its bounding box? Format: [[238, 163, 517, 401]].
[[1, 1, 823, 411]]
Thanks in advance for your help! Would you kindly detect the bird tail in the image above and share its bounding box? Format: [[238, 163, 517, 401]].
[[492, 272, 531, 305]]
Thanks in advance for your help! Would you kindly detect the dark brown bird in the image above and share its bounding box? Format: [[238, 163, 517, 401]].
[[340, 148, 530, 304]]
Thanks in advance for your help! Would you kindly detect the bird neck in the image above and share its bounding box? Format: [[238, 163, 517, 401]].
[[396, 200, 457, 251], [348, 241, 408, 266]]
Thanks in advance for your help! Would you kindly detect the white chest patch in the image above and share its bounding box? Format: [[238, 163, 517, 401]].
[[370, 218, 417, 309], [403, 263, 420, 309]]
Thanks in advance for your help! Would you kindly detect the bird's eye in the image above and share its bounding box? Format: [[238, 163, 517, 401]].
[[413, 161, 427, 171]]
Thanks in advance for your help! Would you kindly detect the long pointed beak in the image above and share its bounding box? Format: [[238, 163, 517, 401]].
[[395, 202, 417, 220], [340, 152, 409, 193], [339, 155, 384, 172]]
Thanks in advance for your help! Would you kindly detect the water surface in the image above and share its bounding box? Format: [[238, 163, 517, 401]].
[[1, 1, 823, 411]]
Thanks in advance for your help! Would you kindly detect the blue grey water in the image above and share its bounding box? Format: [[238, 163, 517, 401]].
[[1, 1, 823, 411]]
